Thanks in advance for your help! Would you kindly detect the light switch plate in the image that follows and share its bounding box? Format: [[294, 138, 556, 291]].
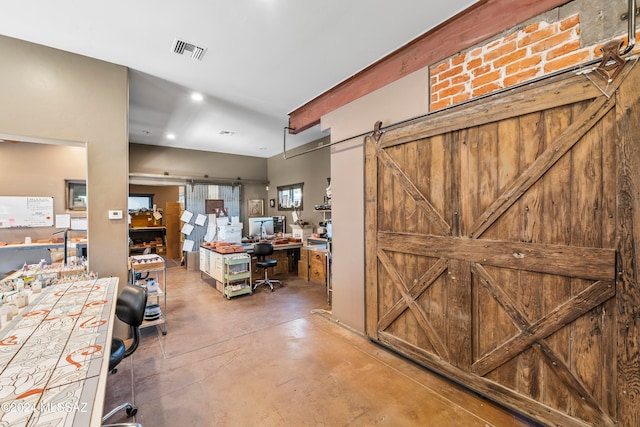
[[108, 210, 123, 220]]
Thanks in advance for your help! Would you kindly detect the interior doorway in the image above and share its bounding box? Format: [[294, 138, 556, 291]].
[[0, 134, 87, 275], [128, 184, 182, 261]]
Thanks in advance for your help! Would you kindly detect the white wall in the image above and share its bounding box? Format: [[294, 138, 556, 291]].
[[321, 69, 430, 333]]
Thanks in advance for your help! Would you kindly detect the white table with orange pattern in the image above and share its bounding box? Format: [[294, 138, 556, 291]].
[[0, 277, 118, 426]]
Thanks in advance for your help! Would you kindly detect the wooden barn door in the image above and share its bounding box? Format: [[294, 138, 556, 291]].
[[365, 49, 640, 427]]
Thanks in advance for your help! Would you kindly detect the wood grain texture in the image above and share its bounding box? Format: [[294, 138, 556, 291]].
[[364, 134, 379, 337], [380, 76, 601, 150], [378, 232, 614, 281], [365, 60, 639, 425], [376, 332, 593, 427], [614, 58, 640, 427]]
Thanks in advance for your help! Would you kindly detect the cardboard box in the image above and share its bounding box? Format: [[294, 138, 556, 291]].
[[290, 224, 313, 241], [186, 251, 200, 271]]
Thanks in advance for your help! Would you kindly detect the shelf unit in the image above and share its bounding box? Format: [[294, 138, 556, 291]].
[[221, 255, 252, 299], [313, 205, 332, 305], [129, 255, 167, 335], [129, 227, 166, 255], [315, 208, 332, 222]]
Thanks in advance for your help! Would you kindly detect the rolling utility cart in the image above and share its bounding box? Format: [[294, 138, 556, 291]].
[[200, 246, 252, 299], [220, 253, 252, 299]]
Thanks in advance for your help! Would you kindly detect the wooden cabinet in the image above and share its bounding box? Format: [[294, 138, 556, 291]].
[[309, 249, 327, 283], [298, 246, 328, 284], [165, 202, 182, 259], [251, 249, 289, 277], [298, 247, 309, 280]]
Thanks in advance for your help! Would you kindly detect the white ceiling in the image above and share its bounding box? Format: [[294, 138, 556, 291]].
[[0, 0, 477, 158]]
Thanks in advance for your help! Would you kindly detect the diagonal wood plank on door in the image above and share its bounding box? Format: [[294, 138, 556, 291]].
[[375, 146, 451, 235], [467, 94, 615, 239], [377, 249, 450, 359], [377, 257, 448, 331], [471, 263, 615, 375]]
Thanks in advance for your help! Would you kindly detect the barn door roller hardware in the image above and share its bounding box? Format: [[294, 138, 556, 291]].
[[593, 0, 636, 82], [620, 0, 637, 56], [577, 0, 638, 95]]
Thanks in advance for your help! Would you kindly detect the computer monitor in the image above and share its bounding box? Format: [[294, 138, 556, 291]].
[[248, 217, 274, 238]]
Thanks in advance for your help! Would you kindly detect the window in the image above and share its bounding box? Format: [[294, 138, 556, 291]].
[[128, 194, 154, 211], [277, 182, 303, 211], [66, 180, 86, 211]]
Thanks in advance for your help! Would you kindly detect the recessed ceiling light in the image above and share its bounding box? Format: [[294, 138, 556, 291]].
[[191, 92, 203, 101], [166, 133, 176, 140], [258, 147, 268, 151]]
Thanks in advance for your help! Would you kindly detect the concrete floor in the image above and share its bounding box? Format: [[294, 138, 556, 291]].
[[103, 264, 538, 426]]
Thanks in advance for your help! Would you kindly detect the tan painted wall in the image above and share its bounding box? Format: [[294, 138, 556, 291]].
[[321, 69, 430, 333], [129, 184, 180, 217], [130, 143, 267, 181], [0, 35, 129, 284], [130, 143, 269, 233], [266, 138, 331, 229], [0, 142, 86, 245]]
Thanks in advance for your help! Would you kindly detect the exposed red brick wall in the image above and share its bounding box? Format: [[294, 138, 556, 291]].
[[430, 14, 639, 111]]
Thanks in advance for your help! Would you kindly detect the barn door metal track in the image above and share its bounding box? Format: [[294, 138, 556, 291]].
[[283, 0, 639, 160]]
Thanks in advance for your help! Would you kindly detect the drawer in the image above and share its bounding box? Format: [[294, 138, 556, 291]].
[[310, 263, 325, 283], [309, 252, 326, 283]]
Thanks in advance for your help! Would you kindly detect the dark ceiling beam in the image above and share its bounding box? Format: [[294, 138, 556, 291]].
[[288, 0, 573, 134]]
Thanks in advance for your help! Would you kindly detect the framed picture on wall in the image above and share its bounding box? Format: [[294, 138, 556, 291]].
[[248, 199, 264, 217], [269, 198, 275, 208]]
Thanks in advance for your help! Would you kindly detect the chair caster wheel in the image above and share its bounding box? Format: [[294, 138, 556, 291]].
[[126, 405, 138, 417], [162, 330, 167, 335]]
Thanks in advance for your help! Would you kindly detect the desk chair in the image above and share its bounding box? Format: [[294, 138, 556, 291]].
[[103, 285, 147, 426], [253, 242, 280, 291]]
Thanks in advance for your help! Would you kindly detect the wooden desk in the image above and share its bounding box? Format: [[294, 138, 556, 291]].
[[246, 242, 303, 276], [244, 242, 303, 252], [0, 277, 118, 426]]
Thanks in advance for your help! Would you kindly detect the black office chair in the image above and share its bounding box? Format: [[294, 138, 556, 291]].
[[253, 242, 280, 291], [103, 285, 147, 426]]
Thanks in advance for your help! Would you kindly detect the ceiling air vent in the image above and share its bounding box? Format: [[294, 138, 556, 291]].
[[172, 38, 207, 61]]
